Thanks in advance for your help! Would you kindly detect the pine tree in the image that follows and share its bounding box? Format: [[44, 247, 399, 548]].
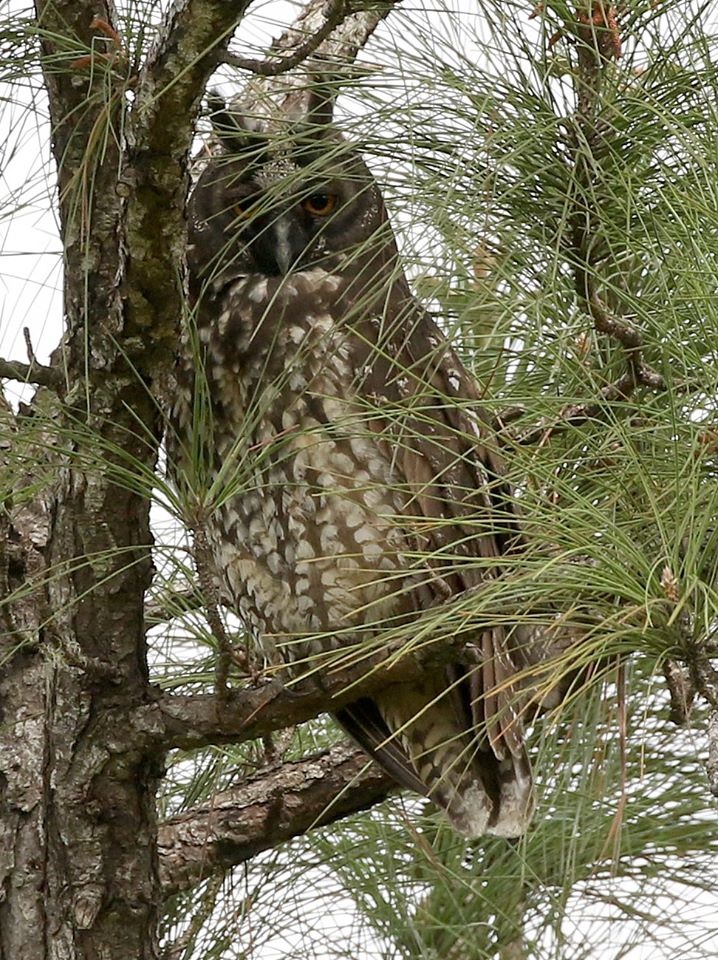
[[1, 2, 717, 958]]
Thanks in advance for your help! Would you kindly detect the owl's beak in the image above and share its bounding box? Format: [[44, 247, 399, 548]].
[[273, 217, 296, 274], [248, 213, 305, 275]]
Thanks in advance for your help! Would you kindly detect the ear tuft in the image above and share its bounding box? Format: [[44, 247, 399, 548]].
[[305, 74, 336, 128], [280, 73, 337, 132], [206, 90, 266, 155], [207, 91, 238, 136]]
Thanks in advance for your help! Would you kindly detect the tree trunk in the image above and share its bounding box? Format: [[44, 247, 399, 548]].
[[0, 394, 161, 960]]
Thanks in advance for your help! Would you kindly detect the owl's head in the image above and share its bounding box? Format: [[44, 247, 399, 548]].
[[188, 85, 400, 289]]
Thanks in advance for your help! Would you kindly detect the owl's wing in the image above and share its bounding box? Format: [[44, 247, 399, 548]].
[[336, 298, 532, 837], [398, 308, 526, 759]]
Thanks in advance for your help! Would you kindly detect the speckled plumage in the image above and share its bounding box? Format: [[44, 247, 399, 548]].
[[170, 89, 534, 837]]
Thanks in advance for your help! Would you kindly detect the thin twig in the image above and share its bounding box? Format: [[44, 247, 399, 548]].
[[22, 327, 37, 364], [705, 711, 718, 798], [496, 363, 705, 444], [507, 371, 635, 445], [191, 522, 247, 697], [229, 0, 401, 118], [663, 659, 695, 726], [523, 3, 665, 453], [145, 587, 205, 625], [220, 0, 347, 77]]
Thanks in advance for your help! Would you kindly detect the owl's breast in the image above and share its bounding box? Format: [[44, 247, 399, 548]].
[[195, 269, 416, 666]]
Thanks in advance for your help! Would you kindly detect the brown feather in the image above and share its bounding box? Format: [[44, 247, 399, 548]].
[[171, 106, 534, 838]]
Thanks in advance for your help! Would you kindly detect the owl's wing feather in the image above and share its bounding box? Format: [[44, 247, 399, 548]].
[[396, 307, 525, 752], [335, 299, 532, 836], [335, 699, 430, 797]]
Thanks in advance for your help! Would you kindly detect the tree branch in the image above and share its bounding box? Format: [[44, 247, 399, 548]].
[[132, 0, 252, 154], [115, 1, 255, 373], [143, 633, 466, 752], [663, 659, 695, 726], [497, 361, 705, 446], [33, 1, 120, 199], [219, 0, 348, 77], [229, 0, 401, 117], [137, 581, 586, 753], [705, 711, 718, 799], [159, 743, 393, 895], [0, 356, 61, 389], [496, 5, 666, 449], [569, 8, 666, 405]]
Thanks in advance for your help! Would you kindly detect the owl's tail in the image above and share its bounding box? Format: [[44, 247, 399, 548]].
[[335, 665, 533, 838]]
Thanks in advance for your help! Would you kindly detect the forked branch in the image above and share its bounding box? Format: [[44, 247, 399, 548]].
[[219, 0, 348, 77], [0, 356, 61, 389]]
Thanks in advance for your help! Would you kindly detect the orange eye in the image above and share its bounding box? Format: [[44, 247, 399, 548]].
[[231, 193, 260, 219], [232, 201, 252, 219], [302, 192, 337, 217]]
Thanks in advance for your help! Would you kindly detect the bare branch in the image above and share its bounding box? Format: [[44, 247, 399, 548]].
[[506, 371, 635, 446], [230, 0, 402, 116], [587, 294, 641, 349], [706, 711, 718, 798], [138, 586, 587, 753], [0, 356, 61, 389], [663, 659, 695, 726], [159, 743, 393, 895], [220, 0, 348, 77], [498, 5, 667, 450], [140, 633, 469, 752], [190, 523, 244, 695], [145, 587, 205, 625], [587, 293, 667, 389], [22, 327, 37, 365]]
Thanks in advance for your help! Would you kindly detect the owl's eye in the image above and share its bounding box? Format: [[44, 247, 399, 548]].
[[232, 200, 254, 219], [302, 192, 338, 217]]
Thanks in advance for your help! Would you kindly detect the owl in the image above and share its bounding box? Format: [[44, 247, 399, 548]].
[[170, 85, 533, 838]]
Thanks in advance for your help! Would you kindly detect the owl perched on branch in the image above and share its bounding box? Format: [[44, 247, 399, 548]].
[[170, 84, 534, 838]]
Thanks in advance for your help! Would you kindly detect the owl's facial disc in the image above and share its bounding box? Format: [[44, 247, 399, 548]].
[[188, 99, 393, 284], [244, 204, 333, 275], [229, 178, 348, 275]]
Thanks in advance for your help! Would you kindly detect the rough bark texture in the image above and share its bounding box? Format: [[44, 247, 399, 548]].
[[1, 1, 251, 957], [0, 400, 55, 960], [159, 744, 393, 894], [146, 635, 478, 752]]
